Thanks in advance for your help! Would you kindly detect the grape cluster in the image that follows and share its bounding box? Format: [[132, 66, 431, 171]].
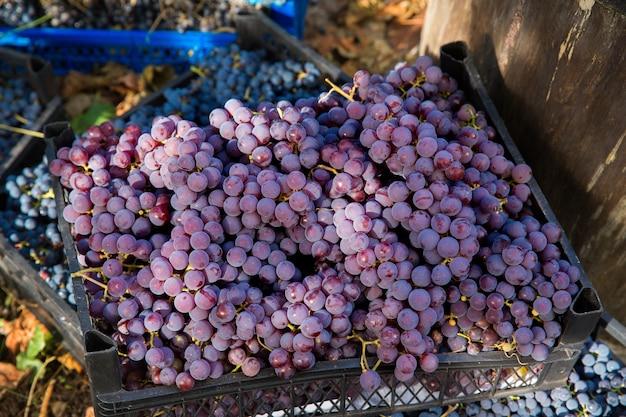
[[125, 44, 323, 130], [0, 0, 40, 27], [0, 77, 43, 163], [248, 0, 287, 6], [418, 341, 626, 417], [7, 1, 286, 31], [0, 160, 74, 305], [93, 0, 248, 32], [51, 53, 583, 394]]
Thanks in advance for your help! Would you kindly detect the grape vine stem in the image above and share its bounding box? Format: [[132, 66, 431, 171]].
[[0, 123, 44, 138], [440, 404, 459, 417]]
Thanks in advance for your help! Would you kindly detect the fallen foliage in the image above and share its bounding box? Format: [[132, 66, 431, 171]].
[[305, 0, 427, 74]]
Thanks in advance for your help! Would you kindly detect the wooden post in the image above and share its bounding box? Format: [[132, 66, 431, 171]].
[[420, 0, 626, 322]]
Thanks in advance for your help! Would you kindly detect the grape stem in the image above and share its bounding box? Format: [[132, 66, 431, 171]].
[[314, 164, 339, 175], [322, 78, 356, 102], [348, 334, 380, 372], [41, 189, 55, 200], [15, 241, 30, 249], [489, 339, 528, 365], [14, 113, 30, 125], [0, 123, 44, 138], [456, 332, 471, 342], [503, 350, 528, 366], [72, 267, 103, 275], [490, 339, 516, 353], [579, 403, 590, 417], [256, 335, 272, 352], [440, 404, 459, 417], [411, 74, 427, 89], [122, 263, 146, 270], [6, 14, 52, 35], [190, 66, 207, 78], [72, 272, 107, 290]]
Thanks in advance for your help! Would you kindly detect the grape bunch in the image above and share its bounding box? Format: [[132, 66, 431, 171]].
[[0, 0, 40, 27], [0, 76, 43, 163], [93, 0, 249, 32], [50, 52, 584, 395], [124, 44, 323, 130], [12, 0, 286, 31], [0, 160, 74, 305], [248, 0, 287, 6], [418, 341, 626, 417]]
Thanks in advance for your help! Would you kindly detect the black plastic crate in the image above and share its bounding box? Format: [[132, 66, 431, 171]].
[[0, 47, 84, 362], [0, 47, 60, 176], [45, 40, 604, 417]]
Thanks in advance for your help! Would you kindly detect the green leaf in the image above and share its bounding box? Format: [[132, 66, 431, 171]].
[[25, 325, 48, 360], [70, 101, 116, 134], [15, 326, 50, 372], [16, 355, 42, 372]]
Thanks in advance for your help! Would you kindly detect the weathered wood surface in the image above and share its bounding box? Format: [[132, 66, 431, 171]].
[[420, 0, 626, 321]]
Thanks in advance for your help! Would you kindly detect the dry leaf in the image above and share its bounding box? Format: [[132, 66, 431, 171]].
[[62, 61, 175, 118], [115, 65, 175, 116], [38, 378, 56, 417], [141, 65, 176, 91], [56, 353, 83, 374], [0, 362, 26, 388], [64, 93, 96, 119], [62, 62, 138, 97], [3, 309, 48, 355], [305, 0, 427, 74], [51, 401, 67, 417], [83, 406, 95, 417]]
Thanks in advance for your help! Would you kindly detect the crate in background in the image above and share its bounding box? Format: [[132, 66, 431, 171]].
[[0, 1, 307, 74], [120, 10, 346, 124], [0, 28, 237, 74], [0, 47, 82, 362], [267, 0, 309, 39]]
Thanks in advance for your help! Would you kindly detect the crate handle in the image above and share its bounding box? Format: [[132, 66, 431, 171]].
[[84, 330, 123, 394], [560, 287, 603, 345], [440, 41, 469, 63], [27, 55, 57, 105]]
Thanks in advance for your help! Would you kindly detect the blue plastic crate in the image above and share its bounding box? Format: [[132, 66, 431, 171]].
[[248, 0, 308, 38], [0, 28, 237, 74], [267, 0, 308, 39]]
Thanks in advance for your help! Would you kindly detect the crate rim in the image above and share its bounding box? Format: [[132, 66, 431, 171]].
[[0, 26, 238, 47], [93, 349, 577, 413]]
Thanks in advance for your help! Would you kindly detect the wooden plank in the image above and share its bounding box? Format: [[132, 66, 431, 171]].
[[420, 0, 626, 322]]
